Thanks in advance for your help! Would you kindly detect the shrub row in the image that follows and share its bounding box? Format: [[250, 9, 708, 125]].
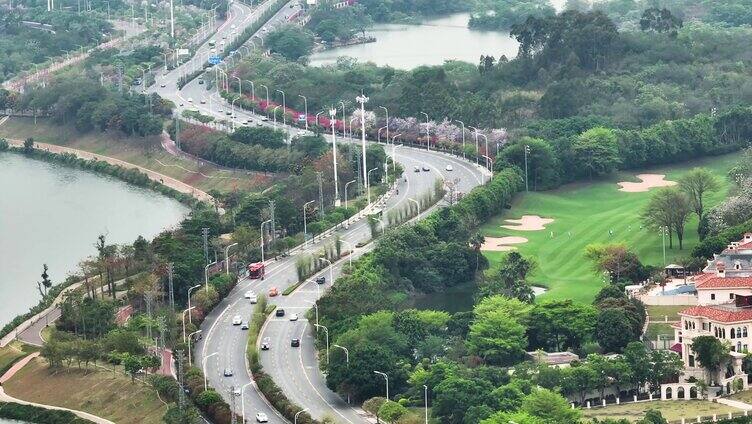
[[222, 0, 290, 57], [0, 402, 94, 424]]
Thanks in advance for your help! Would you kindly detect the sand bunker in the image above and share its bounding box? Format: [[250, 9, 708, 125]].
[[618, 174, 677, 193], [501, 215, 554, 231], [480, 236, 529, 252]]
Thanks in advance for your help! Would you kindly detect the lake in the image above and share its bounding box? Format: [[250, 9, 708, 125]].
[[308, 13, 520, 70], [0, 153, 189, 328]]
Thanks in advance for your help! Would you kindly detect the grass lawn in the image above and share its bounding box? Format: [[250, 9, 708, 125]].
[[581, 400, 741, 422], [3, 357, 166, 424], [0, 117, 275, 194], [481, 154, 737, 303], [0, 342, 32, 375], [645, 323, 675, 340], [647, 305, 688, 322], [728, 389, 752, 404]]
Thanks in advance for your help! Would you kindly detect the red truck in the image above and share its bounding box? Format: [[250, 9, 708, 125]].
[[247, 262, 265, 280]]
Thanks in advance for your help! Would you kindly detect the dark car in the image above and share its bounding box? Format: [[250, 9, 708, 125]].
[[198, 79, 204, 84], [275, 308, 285, 317], [422, 166, 430, 171], [291, 338, 300, 347], [223, 368, 234, 377], [315, 276, 326, 284]]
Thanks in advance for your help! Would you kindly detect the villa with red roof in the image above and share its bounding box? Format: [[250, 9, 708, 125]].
[[667, 234, 752, 395]]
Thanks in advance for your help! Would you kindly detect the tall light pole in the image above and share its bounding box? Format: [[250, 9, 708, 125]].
[[233, 76, 242, 96], [330, 108, 340, 205], [204, 260, 217, 293], [374, 371, 389, 400], [660, 226, 668, 265], [182, 306, 195, 343], [224, 242, 238, 275], [187, 330, 201, 366], [469, 126, 480, 165], [305, 300, 319, 326], [187, 284, 201, 324], [231, 96, 240, 130], [339, 101, 346, 135], [315, 111, 323, 127], [344, 180, 356, 209], [303, 200, 315, 246], [241, 382, 253, 423], [420, 112, 430, 151], [423, 385, 429, 424], [367, 167, 379, 205], [333, 344, 349, 364], [169, 0, 175, 38], [408, 198, 420, 216], [356, 94, 369, 204], [299, 95, 308, 130], [294, 408, 310, 424], [314, 324, 329, 364], [340, 240, 354, 267], [260, 219, 271, 263], [524, 144, 530, 192], [319, 258, 333, 288], [244, 80, 255, 101], [379, 106, 389, 146], [260, 84, 270, 115], [478, 133, 489, 165], [202, 352, 219, 391], [455, 120, 466, 158], [276, 89, 286, 127]]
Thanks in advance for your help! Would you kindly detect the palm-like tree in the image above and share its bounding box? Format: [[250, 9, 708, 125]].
[[469, 232, 485, 273]]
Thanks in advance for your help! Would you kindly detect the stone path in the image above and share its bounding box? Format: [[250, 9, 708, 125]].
[[717, 397, 752, 411]]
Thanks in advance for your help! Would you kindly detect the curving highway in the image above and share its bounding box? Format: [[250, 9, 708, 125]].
[[149, 2, 490, 422]]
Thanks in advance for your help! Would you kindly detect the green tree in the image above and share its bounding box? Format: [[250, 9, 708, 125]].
[[501, 137, 559, 189], [123, 354, 142, 381], [521, 388, 581, 423], [642, 187, 692, 249], [527, 300, 597, 351], [679, 168, 720, 234], [266, 24, 314, 61], [377, 400, 407, 423], [640, 8, 682, 37], [466, 309, 527, 365], [596, 308, 636, 353], [23, 137, 34, 154], [584, 243, 642, 283], [481, 411, 544, 424], [433, 376, 496, 424], [572, 127, 620, 178], [691, 335, 730, 381], [479, 251, 536, 302]]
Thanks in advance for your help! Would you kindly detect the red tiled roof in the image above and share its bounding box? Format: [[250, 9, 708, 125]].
[[696, 277, 752, 289], [693, 273, 716, 284], [670, 322, 682, 329], [670, 343, 682, 354], [679, 305, 752, 323]]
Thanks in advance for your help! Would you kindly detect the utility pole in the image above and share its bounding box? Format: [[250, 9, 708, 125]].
[[169, 0, 175, 39], [175, 117, 181, 150], [144, 292, 154, 341], [330, 108, 340, 206], [317, 171, 325, 218], [356, 94, 370, 204], [524, 144, 530, 192], [202, 228, 209, 265], [176, 350, 187, 412], [167, 262, 175, 311]]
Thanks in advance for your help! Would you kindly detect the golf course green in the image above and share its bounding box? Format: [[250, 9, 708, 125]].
[[480, 153, 739, 303]]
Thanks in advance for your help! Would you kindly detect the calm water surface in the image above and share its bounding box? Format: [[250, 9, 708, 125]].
[[0, 153, 188, 327], [309, 13, 520, 69]]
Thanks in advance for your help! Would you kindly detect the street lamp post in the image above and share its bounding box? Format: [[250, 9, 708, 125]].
[[469, 126, 480, 165], [182, 306, 195, 343], [187, 284, 201, 324], [260, 219, 271, 263], [231, 96, 240, 130], [408, 198, 420, 216], [379, 106, 389, 146], [314, 324, 329, 364], [305, 300, 319, 326], [420, 112, 430, 151], [524, 144, 530, 192], [241, 382, 253, 423], [276, 89, 286, 127], [356, 95, 369, 204], [423, 385, 429, 424], [272, 105, 280, 129], [319, 258, 333, 288], [367, 167, 379, 204], [202, 352, 219, 391], [294, 408, 310, 424], [204, 260, 218, 293], [374, 371, 389, 400], [244, 80, 255, 102], [315, 111, 323, 127], [233, 76, 242, 96], [344, 179, 356, 209], [260, 84, 270, 115], [455, 120, 466, 158], [224, 243, 238, 275], [187, 330, 201, 366], [303, 200, 316, 246], [330, 108, 340, 205], [340, 239, 354, 267], [299, 95, 308, 130]]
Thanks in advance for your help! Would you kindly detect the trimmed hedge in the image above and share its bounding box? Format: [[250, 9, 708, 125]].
[[0, 402, 94, 424]]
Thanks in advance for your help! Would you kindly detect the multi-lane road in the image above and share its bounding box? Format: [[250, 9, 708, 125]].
[[149, 2, 490, 422]]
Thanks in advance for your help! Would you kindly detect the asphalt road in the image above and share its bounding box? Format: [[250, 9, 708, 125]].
[[148, 1, 490, 422]]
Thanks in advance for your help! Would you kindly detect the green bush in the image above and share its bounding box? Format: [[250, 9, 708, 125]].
[[0, 401, 94, 424]]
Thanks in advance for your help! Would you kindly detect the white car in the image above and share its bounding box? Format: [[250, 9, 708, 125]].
[[232, 315, 242, 325], [244, 291, 254, 299], [256, 412, 269, 423], [160, 83, 166, 88], [250, 295, 258, 304], [187, 97, 193, 103], [445, 164, 454, 171], [200, 99, 206, 104], [231, 24, 236, 29], [290, 313, 299, 321], [260, 116, 269, 122]]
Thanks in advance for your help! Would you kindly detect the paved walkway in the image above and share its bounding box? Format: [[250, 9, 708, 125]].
[[717, 397, 752, 410], [3, 137, 213, 203], [0, 354, 114, 424]]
